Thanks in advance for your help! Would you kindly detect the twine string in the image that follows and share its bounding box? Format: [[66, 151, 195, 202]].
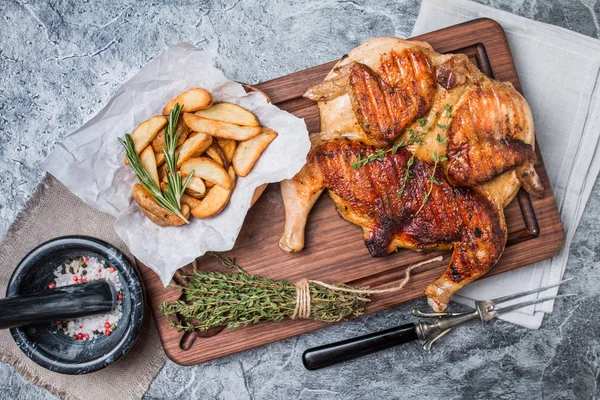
[[291, 255, 443, 320], [291, 279, 311, 320]]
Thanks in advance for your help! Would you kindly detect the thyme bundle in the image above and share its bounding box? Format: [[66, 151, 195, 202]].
[[160, 253, 371, 332], [160, 253, 443, 332]]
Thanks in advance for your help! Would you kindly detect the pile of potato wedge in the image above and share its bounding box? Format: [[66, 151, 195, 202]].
[[127, 88, 278, 227]]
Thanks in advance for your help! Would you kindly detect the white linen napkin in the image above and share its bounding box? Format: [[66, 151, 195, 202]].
[[412, 0, 600, 329]]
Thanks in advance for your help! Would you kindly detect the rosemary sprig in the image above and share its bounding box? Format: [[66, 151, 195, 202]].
[[119, 103, 193, 223], [159, 253, 370, 331], [414, 151, 447, 216], [162, 104, 194, 210], [351, 140, 406, 170]]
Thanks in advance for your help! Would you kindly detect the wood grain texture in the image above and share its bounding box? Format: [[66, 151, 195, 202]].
[[138, 19, 565, 366]]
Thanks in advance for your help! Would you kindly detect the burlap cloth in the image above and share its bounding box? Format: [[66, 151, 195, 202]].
[[0, 174, 165, 400]]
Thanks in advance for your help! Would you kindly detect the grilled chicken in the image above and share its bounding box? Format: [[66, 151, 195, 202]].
[[346, 51, 436, 146], [284, 37, 542, 311], [305, 43, 541, 194], [445, 82, 537, 188], [281, 140, 506, 311]]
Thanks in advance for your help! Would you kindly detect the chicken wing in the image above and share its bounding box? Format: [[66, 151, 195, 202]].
[[445, 82, 538, 190], [305, 48, 436, 147]]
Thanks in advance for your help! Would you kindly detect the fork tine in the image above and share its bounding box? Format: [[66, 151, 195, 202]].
[[493, 294, 576, 315], [487, 278, 573, 305]]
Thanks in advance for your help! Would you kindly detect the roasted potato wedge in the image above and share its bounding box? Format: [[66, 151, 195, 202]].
[[127, 86, 275, 226], [180, 157, 232, 189], [155, 152, 165, 167], [126, 115, 167, 164], [132, 184, 190, 226], [190, 167, 236, 219], [155, 125, 211, 168], [184, 176, 207, 199], [194, 102, 259, 127], [217, 138, 237, 163], [151, 118, 190, 153], [205, 143, 228, 169], [181, 194, 202, 209], [183, 113, 261, 141], [232, 127, 278, 177], [158, 163, 168, 183], [176, 133, 213, 168], [139, 146, 160, 186], [163, 88, 213, 115], [181, 204, 190, 218]]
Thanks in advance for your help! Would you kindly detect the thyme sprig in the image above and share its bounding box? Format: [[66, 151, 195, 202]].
[[407, 128, 427, 145], [119, 103, 194, 223], [397, 154, 414, 199], [351, 140, 406, 170], [351, 104, 452, 208], [414, 151, 447, 216], [436, 104, 452, 130], [411, 104, 451, 210], [159, 253, 370, 331]]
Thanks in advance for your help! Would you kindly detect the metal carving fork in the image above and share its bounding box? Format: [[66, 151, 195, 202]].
[[302, 279, 575, 370]]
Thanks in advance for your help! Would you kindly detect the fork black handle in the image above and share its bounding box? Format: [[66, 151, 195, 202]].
[[302, 323, 418, 370]]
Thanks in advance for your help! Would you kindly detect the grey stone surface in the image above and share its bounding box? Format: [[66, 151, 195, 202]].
[[1, 0, 599, 399]]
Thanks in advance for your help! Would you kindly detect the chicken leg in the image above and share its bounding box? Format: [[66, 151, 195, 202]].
[[280, 139, 507, 311]]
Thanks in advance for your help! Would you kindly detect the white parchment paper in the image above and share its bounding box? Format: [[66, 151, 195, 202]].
[[41, 43, 311, 286]]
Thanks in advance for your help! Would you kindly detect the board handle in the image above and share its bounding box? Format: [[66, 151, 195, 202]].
[[302, 323, 418, 370]]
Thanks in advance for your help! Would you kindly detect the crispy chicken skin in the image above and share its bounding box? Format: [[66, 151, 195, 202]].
[[286, 37, 542, 311], [280, 139, 506, 311], [445, 83, 537, 188], [347, 50, 436, 146], [305, 48, 540, 194]]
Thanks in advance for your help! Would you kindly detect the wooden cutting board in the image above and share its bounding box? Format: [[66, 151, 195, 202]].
[[138, 18, 565, 365]]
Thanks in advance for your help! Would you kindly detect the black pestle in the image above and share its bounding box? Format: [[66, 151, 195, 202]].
[[0, 280, 116, 330]]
